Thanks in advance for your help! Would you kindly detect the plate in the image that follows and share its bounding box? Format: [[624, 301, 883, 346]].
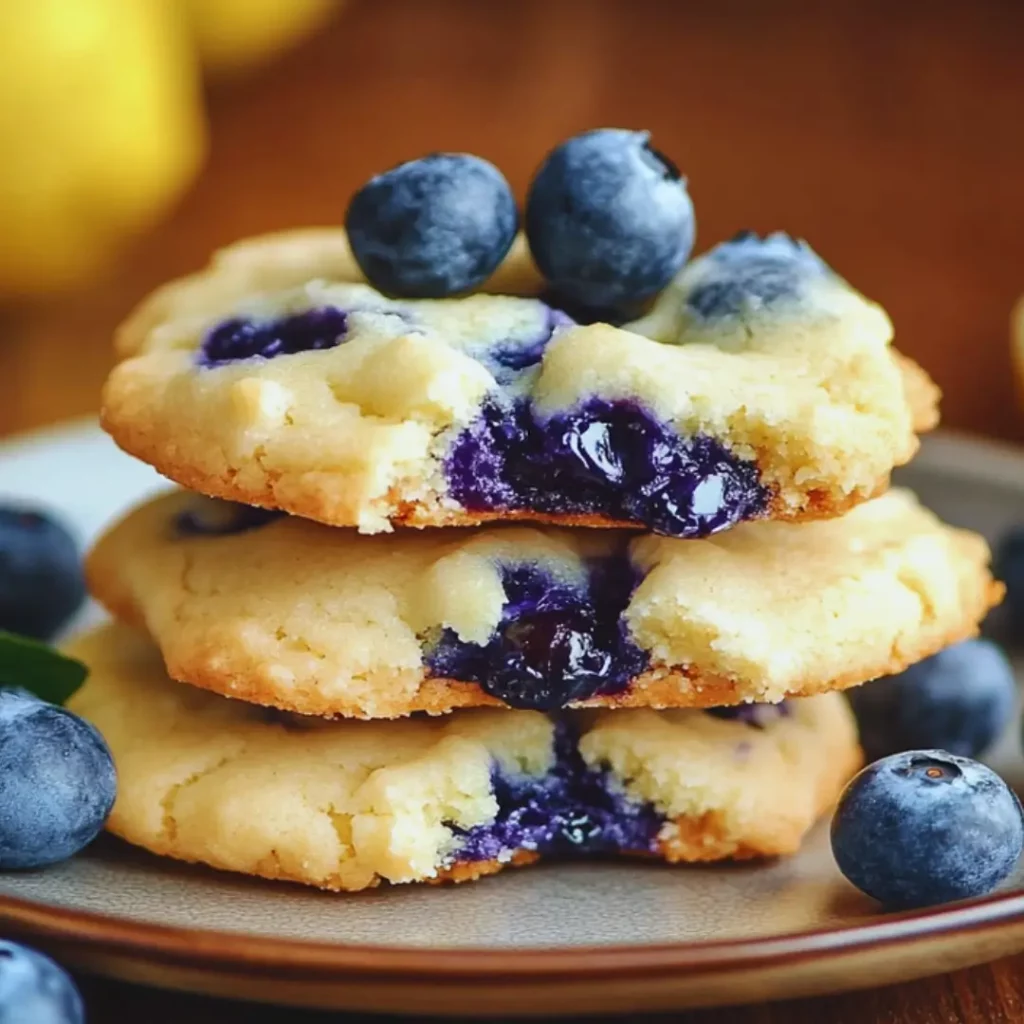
[[0, 421, 1023, 1017]]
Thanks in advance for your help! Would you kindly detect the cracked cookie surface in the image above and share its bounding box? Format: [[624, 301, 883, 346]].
[[102, 228, 938, 537], [87, 488, 999, 718], [65, 624, 860, 891]]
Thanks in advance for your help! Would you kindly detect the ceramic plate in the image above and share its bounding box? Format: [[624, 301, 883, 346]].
[[1, 422, 1023, 1017]]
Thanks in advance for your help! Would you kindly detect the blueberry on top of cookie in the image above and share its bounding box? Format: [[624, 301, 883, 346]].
[[345, 153, 518, 298], [525, 128, 696, 313]]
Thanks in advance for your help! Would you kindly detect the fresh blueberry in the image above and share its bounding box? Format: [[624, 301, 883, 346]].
[[684, 231, 830, 322], [0, 689, 116, 869], [993, 526, 1024, 641], [0, 508, 85, 641], [525, 128, 695, 311], [847, 640, 1016, 761], [831, 750, 1024, 909], [0, 941, 83, 1024], [345, 153, 517, 298], [201, 307, 349, 365]]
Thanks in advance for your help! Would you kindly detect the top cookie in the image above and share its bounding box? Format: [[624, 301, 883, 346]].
[[102, 228, 938, 537]]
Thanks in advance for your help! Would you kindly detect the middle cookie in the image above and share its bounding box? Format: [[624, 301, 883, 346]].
[[89, 489, 999, 719]]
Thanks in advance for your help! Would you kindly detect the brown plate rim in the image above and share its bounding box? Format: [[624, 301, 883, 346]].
[[3, 883, 1024, 981]]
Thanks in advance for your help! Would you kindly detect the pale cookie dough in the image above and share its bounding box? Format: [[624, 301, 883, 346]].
[[102, 228, 938, 536], [87, 488, 999, 718], [66, 624, 861, 891]]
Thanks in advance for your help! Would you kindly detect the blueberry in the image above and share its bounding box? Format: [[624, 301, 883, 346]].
[[175, 500, 283, 537], [993, 526, 1024, 641], [345, 153, 517, 298], [684, 231, 830, 321], [444, 398, 769, 539], [0, 509, 85, 641], [201, 307, 349, 365], [425, 559, 648, 710], [0, 689, 116, 869], [0, 942, 83, 1024], [482, 608, 614, 710], [525, 128, 695, 311], [831, 750, 1024, 909], [847, 640, 1016, 761]]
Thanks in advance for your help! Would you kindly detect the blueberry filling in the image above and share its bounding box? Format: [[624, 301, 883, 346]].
[[200, 307, 349, 365], [486, 305, 575, 376], [426, 559, 648, 711], [686, 231, 830, 321], [705, 701, 791, 729], [445, 397, 768, 538], [451, 722, 663, 862], [175, 502, 283, 536]]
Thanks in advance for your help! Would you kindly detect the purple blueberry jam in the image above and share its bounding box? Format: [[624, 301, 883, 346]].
[[451, 722, 663, 861], [445, 397, 768, 538], [426, 559, 648, 711], [705, 700, 791, 728], [175, 502, 283, 536], [200, 307, 349, 365]]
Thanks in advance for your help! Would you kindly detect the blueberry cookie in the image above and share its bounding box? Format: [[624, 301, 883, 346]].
[[65, 624, 861, 891], [102, 228, 938, 537], [87, 488, 998, 718]]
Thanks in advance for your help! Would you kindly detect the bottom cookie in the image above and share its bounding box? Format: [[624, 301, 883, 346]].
[[66, 624, 861, 892]]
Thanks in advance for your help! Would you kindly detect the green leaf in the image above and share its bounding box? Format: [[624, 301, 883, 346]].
[[0, 632, 88, 705]]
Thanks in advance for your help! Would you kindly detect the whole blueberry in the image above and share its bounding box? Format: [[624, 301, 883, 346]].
[[0, 509, 85, 641], [847, 640, 1016, 762], [684, 230, 830, 322], [525, 128, 695, 310], [0, 689, 116, 869], [993, 526, 1024, 641], [0, 942, 83, 1024], [345, 153, 518, 297], [831, 750, 1024, 909]]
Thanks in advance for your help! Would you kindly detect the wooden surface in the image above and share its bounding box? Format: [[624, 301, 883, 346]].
[[5, 1, 1024, 1020]]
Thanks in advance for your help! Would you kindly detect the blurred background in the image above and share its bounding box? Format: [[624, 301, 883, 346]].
[[3, 0, 1024, 442]]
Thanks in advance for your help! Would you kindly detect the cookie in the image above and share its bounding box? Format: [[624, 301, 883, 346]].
[[65, 624, 861, 891], [87, 488, 999, 718], [101, 228, 938, 537]]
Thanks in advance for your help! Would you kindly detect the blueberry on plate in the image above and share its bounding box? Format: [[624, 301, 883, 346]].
[[847, 639, 1016, 762], [0, 688, 116, 869], [345, 153, 518, 298], [0, 941, 83, 1024], [831, 750, 1024, 909], [525, 128, 695, 311], [0, 508, 85, 641]]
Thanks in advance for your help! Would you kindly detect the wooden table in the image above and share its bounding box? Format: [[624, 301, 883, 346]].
[[5, 2, 1024, 1020]]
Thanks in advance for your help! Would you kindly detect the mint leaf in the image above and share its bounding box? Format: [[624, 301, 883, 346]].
[[0, 632, 88, 705]]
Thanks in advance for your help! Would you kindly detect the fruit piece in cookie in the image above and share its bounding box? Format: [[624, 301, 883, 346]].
[[66, 623, 860, 891], [86, 488, 998, 719], [102, 219, 937, 535]]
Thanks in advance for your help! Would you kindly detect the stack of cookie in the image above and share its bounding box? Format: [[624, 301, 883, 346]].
[[68, 134, 1000, 891]]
